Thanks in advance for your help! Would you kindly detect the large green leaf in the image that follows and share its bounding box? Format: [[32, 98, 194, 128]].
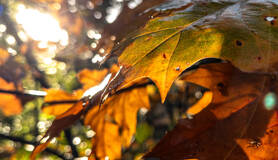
[[112, 0, 278, 101]]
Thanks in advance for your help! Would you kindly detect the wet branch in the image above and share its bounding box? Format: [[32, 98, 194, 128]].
[[0, 89, 45, 97]]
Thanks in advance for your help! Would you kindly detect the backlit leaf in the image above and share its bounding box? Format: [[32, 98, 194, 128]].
[[84, 87, 150, 160], [42, 89, 82, 116], [186, 91, 212, 116], [144, 63, 277, 159], [180, 63, 266, 119], [111, 0, 278, 101], [77, 68, 108, 90], [145, 98, 275, 160]]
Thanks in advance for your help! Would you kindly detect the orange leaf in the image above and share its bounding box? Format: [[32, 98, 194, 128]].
[[42, 89, 83, 116], [186, 91, 213, 116], [78, 69, 108, 90], [0, 78, 22, 116], [236, 112, 278, 160], [180, 63, 266, 119], [144, 63, 275, 159], [84, 87, 150, 160]]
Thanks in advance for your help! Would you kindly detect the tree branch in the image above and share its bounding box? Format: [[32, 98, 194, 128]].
[[0, 133, 68, 160], [64, 129, 79, 158], [0, 89, 46, 97]]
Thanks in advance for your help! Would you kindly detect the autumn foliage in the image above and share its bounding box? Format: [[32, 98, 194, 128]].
[[1, 0, 278, 160]]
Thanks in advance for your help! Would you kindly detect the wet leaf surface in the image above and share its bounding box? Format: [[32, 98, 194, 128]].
[[110, 0, 278, 101]]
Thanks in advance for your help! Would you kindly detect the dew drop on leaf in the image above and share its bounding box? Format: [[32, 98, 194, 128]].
[[264, 16, 276, 22]]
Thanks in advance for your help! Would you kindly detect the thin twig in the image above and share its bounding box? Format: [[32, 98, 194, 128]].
[[64, 129, 79, 158], [0, 133, 68, 160]]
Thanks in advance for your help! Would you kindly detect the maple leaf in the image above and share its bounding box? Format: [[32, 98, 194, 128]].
[[42, 68, 109, 116], [180, 62, 266, 119], [31, 68, 111, 159], [42, 89, 82, 116], [84, 87, 150, 160], [33, 67, 149, 160], [145, 99, 276, 160], [144, 63, 277, 159], [236, 113, 278, 160], [109, 0, 278, 101], [77, 68, 108, 90]]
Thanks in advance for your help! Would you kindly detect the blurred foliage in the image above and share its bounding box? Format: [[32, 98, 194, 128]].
[[0, 0, 204, 159]]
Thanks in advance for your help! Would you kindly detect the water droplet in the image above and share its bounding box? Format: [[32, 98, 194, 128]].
[[82, 102, 87, 106], [264, 92, 276, 110], [264, 16, 276, 25], [265, 16, 276, 22]]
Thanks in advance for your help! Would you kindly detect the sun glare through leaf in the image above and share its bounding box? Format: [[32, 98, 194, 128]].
[[15, 4, 68, 46]]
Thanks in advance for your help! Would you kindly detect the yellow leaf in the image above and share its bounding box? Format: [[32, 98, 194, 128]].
[[84, 87, 150, 160], [112, 0, 278, 102]]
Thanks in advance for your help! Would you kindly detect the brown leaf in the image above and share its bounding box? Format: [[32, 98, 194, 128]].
[[144, 97, 275, 160], [236, 113, 278, 160], [84, 87, 150, 160], [144, 63, 276, 159], [180, 63, 267, 119], [0, 78, 22, 116]]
